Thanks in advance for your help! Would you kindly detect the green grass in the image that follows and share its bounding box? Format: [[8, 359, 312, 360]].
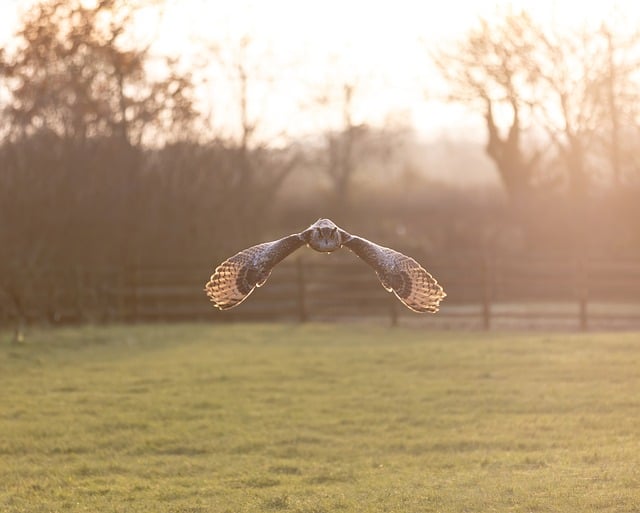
[[1, 323, 640, 512]]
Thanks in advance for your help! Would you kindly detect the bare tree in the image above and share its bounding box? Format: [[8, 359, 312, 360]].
[[321, 81, 359, 217], [433, 11, 543, 202], [1, 0, 195, 146], [432, 9, 640, 258], [596, 24, 640, 185], [313, 75, 407, 221], [433, 10, 640, 199], [204, 35, 302, 240]]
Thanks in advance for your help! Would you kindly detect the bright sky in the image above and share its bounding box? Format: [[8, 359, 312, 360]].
[[1, 0, 639, 141]]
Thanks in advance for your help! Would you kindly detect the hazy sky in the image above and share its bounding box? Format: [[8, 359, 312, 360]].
[[151, 0, 640, 139], [1, 0, 639, 141]]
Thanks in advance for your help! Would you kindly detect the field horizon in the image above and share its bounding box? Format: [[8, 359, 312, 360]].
[[2, 323, 640, 512]]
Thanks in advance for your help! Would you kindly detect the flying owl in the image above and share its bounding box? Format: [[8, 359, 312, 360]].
[[205, 218, 446, 313]]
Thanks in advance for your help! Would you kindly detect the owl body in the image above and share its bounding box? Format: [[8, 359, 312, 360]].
[[303, 218, 346, 253]]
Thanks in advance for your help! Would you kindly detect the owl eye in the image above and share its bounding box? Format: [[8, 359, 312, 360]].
[[331, 227, 337, 235]]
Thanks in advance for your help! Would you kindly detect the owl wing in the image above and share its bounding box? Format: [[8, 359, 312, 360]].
[[205, 234, 305, 310], [343, 235, 446, 313]]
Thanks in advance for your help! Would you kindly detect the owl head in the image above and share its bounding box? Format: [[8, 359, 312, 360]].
[[303, 218, 348, 253]]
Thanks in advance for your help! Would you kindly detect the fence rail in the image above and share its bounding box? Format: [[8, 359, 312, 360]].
[[2, 254, 640, 330]]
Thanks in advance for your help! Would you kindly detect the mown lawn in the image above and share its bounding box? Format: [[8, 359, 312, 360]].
[[1, 323, 640, 512]]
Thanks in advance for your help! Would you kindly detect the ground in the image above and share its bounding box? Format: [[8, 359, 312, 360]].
[[1, 323, 640, 512]]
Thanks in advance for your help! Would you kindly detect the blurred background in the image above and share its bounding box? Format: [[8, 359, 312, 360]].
[[1, 0, 639, 329]]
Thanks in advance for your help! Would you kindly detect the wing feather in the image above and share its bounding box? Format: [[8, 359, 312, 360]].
[[344, 235, 446, 313], [205, 234, 305, 310]]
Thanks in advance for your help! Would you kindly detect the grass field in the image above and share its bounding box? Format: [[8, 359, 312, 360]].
[[1, 323, 640, 512]]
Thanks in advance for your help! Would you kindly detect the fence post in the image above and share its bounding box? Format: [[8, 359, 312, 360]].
[[482, 255, 492, 330], [75, 266, 85, 322], [389, 296, 398, 327], [296, 257, 307, 322], [577, 258, 588, 331], [132, 267, 139, 322], [125, 266, 139, 322], [117, 268, 126, 322]]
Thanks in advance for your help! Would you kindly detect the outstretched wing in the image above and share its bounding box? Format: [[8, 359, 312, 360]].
[[205, 234, 305, 310], [344, 236, 446, 313]]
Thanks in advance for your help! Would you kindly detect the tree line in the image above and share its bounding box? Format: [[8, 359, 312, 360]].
[[1, 1, 639, 322]]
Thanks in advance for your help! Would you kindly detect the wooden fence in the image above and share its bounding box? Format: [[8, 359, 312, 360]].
[[2, 254, 640, 330]]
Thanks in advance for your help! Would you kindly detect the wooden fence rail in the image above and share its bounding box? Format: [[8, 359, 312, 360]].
[[2, 255, 640, 330]]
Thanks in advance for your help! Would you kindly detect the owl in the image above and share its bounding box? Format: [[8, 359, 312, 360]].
[[205, 219, 446, 313]]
